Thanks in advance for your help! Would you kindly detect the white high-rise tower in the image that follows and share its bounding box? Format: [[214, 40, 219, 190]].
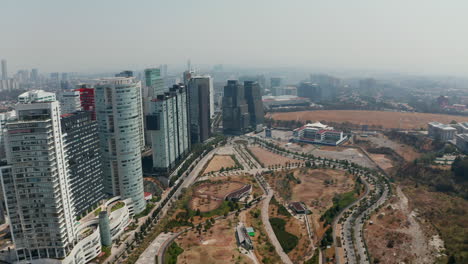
[[95, 77, 146, 214]]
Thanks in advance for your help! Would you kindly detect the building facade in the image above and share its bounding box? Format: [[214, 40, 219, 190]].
[[95, 77, 146, 214], [61, 111, 105, 217], [188, 76, 212, 144], [428, 122, 456, 142], [1, 101, 77, 261], [297, 82, 321, 102], [147, 84, 189, 172], [75, 84, 96, 120], [60, 90, 82, 115], [222, 80, 249, 135], [244, 81, 264, 130]]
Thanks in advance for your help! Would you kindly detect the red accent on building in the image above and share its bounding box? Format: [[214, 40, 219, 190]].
[[74, 87, 96, 120]]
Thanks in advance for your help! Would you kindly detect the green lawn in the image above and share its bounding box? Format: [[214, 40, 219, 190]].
[[269, 217, 298, 253]]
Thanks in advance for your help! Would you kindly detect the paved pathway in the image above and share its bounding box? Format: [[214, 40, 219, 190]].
[[135, 232, 173, 264], [261, 189, 293, 264]]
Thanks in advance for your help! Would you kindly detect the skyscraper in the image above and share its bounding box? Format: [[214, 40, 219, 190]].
[[31, 68, 39, 82], [188, 76, 212, 144], [147, 84, 189, 172], [222, 80, 249, 135], [1, 60, 7, 80], [60, 90, 82, 115], [74, 84, 96, 120], [144, 68, 165, 97], [115, 70, 134, 78], [1, 100, 77, 261], [297, 82, 321, 101], [61, 111, 105, 217], [95, 77, 146, 214], [244, 81, 264, 130]]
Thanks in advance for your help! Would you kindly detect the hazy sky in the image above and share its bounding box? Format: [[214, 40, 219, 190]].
[[1, 0, 468, 75]]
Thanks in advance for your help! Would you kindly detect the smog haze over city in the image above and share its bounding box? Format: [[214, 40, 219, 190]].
[[0, 1, 468, 264], [2, 0, 468, 76]]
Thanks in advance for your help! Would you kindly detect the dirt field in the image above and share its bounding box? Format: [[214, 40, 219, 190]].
[[369, 154, 394, 170], [248, 146, 301, 166], [203, 155, 237, 174], [357, 133, 421, 162], [364, 187, 440, 264], [269, 110, 468, 130], [190, 181, 245, 212], [176, 214, 253, 264]]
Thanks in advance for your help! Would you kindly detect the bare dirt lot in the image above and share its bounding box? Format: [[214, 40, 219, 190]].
[[356, 133, 421, 162], [176, 214, 253, 264], [190, 181, 246, 212], [364, 187, 440, 264], [368, 154, 394, 170], [269, 110, 468, 130], [248, 146, 301, 167], [203, 155, 237, 174]]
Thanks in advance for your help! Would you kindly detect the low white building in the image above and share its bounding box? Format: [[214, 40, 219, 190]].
[[428, 122, 456, 142], [293, 122, 347, 146]]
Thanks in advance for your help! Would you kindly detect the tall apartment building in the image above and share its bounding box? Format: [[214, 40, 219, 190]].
[[60, 90, 82, 115], [310, 74, 340, 101], [95, 77, 146, 214], [61, 111, 104, 217], [244, 81, 264, 130], [188, 76, 212, 144], [222, 80, 249, 135], [74, 84, 96, 120], [1, 101, 77, 261], [147, 84, 189, 172]]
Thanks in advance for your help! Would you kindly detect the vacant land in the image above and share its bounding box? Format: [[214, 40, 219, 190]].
[[176, 214, 253, 264], [269, 110, 468, 130], [368, 153, 394, 170], [203, 155, 237, 174], [265, 168, 355, 242], [190, 181, 246, 212], [248, 146, 301, 167], [365, 187, 439, 264], [357, 133, 421, 162], [402, 185, 468, 263]]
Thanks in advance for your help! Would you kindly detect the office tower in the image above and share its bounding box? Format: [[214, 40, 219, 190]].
[[297, 82, 321, 101], [147, 84, 189, 172], [1, 60, 7, 80], [74, 84, 96, 120], [31, 68, 39, 81], [160, 64, 168, 77], [183, 70, 193, 85], [1, 100, 77, 261], [188, 76, 212, 144], [222, 80, 249, 134], [60, 90, 82, 114], [244, 81, 264, 129], [61, 111, 105, 217], [144, 68, 165, 97], [270, 77, 283, 96], [18, 90, 56, 103], [115, 70, 133, 78], [310, 74, 341, 101], [61, 72, 69, 81], [95, 77, 146, 214]]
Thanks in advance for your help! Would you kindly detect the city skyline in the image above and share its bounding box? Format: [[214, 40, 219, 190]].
[[1, 1, 468, 76]]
